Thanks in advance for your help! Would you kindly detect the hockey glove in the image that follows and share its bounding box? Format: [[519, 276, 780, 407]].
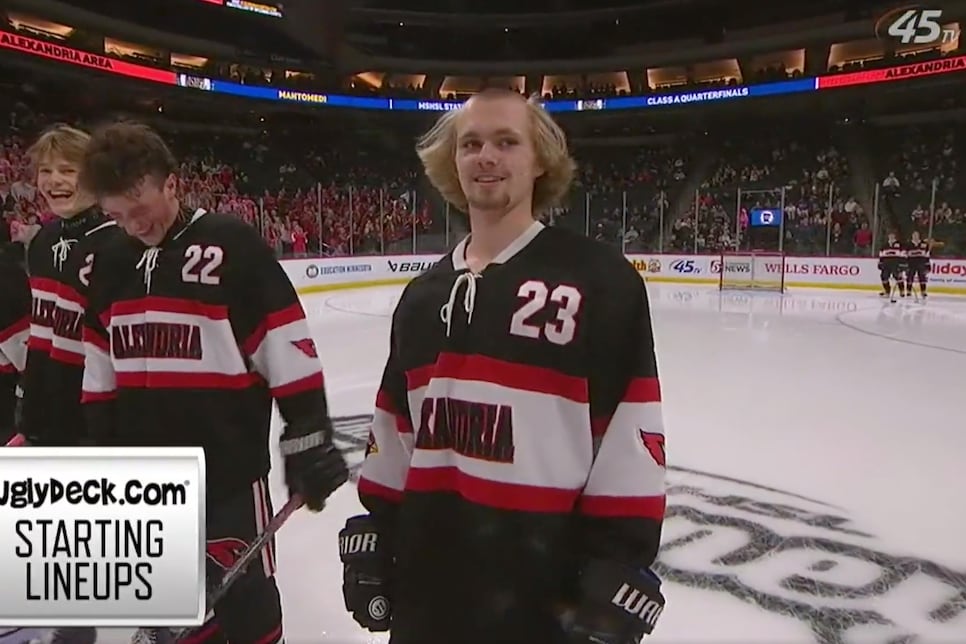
[[566, 559, 665, 644], [280, 421, 348, 512], [339, 514, 391, 632]]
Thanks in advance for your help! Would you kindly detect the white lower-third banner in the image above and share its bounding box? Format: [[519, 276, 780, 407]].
[[0, 447, 206, 627]]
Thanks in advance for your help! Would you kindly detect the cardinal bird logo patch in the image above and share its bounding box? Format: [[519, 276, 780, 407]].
[[291, 338, 318, 358], [206, 537, 249, 570], [639, 430, 666, 468]]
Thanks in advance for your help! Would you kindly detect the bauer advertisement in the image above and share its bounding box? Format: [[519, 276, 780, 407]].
[[278, 254, 966, 296]]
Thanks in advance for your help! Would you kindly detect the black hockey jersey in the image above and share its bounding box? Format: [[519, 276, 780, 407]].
[[879, 240, 905, 264], [906, 240, 931, 263], [0, 245, 30, 434], [20, 207, 120, 445], [357, 222, 666, 643], [82, 208, 333, 501]]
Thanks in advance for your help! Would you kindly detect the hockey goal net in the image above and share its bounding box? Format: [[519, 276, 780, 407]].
[[718, 251, 785, 292]]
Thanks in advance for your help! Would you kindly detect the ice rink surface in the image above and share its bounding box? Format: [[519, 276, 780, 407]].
[[88, 282, 966, 644]]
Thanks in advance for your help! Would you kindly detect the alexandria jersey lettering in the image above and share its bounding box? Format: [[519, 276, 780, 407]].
[[363, 353, 665, 515], [112, 322, 203, 360], [89, 298, 259, 392], [879, 241, 905, 260], [27, 279, 58, 351], [906, 241, 930, 260], [416, 397, 515, 462]]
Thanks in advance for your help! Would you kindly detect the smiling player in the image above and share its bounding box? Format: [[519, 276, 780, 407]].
[[18, 124, 122, 449], [340, 89, 668, 644]]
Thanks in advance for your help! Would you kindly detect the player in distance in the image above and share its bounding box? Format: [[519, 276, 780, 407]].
[[0, 228, 29, 444], [16, 125, 122, 448], [878, 231, 906, 302], [77, 122, 349, 644], [905, 230, 939, 302], [340, 88, 667, 644]]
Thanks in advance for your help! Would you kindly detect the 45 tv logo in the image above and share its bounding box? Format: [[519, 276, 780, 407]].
[[876, 6, 959, 45], [670, 259, 702, 274]]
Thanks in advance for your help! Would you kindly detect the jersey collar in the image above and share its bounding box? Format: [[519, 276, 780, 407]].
[[59, 206, 104, 235], [451, 220, 545, 273]]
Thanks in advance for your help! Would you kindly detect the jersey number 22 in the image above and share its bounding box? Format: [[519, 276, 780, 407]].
[[182, 244, 224, 285]]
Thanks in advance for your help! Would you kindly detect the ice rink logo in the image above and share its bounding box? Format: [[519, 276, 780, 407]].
[[333, 415, 966, 643]]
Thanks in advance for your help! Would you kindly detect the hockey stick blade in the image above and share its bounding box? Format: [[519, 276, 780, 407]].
[[5, 434, 27, 446]]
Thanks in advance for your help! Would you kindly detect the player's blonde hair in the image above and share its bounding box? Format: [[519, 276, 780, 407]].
[[26, 124, 91, 171], [416, 89, 576, 216]]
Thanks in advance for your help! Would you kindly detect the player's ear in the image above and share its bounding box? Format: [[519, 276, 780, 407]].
[[163, 173, 178, 199], [532, 157, 545, 179]]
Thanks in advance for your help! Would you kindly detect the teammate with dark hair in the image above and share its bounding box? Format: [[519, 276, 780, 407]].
[[78, 121, 349, 644]]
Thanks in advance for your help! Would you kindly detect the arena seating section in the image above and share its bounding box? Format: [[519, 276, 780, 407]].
[[0, 33, 963, 258]]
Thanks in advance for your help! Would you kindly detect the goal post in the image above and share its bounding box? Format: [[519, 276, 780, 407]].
[[719, 250, 786, 292]]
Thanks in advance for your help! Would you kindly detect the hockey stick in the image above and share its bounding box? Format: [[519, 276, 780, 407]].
[[159, 493, 304, 643], [4, 434, 26, 446], [207, 493, 304, 608]]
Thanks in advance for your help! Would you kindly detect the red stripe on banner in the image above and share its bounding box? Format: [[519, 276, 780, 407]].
[[27, 336, 51, 352], [116, 371, 259, 389], [406, 466, 580, 512], [81, 390, 117, 403], [375, 390, 413, 433], [624, 377, 661, 403], [110, 297, 229, 320], [83, 327, 110, 353], [0, 316, 29, 342], [242, 303, 305, 355], [270, 371, 323, 398], [405, 363, 435, 391], [358, 476, 403, 502], [433, 353, 589, 403], [578, 494, 666, 520], [50, 346, 85, 366]]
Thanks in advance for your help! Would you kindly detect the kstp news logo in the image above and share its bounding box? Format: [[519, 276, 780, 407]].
[[875, 6, 959, 45], [670, 259, 701, 274], [710, 259, 722, 274]]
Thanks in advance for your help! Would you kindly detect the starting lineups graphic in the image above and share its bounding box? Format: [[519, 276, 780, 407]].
[[0, 448, 206, 627]]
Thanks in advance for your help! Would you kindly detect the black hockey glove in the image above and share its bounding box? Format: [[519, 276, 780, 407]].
[[339, 514, 392, 632], [566, 559, 665, 644], [280, 421, 348, 512]]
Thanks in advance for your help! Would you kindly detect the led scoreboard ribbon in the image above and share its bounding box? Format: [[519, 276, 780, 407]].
[[1, 30, 964, 113]]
